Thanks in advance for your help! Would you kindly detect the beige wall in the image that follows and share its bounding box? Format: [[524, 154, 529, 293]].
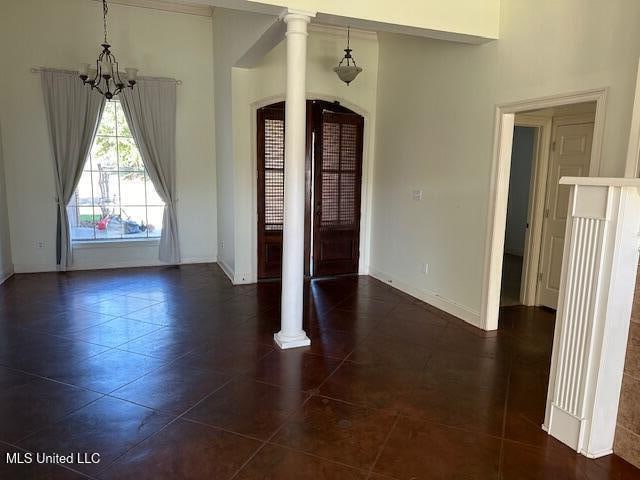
[[212, 8, 277, 276], [615, 266, 640, 468], [230, 0, 500, 41], [0, 0, 216, 272], [370, 0, 640, 326], [0, 123, 12, 282]]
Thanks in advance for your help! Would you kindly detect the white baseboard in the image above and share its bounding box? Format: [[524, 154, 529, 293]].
[[233, 271, 257, 284], [14, 256, 217, 274], [70, 260, 166, 271], [368, 267, 482, 329], [183, 255, 218, 264], [0, 267, 14, 285], [215, 260, 256, 285], [217, 258, 235, 283], [12, 264, 52, 274], [581, 448, 613, 459]]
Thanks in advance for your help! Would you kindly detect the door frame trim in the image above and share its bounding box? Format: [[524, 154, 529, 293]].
[[624, 56, 640, 177], [481, 88, 607, 330], [251, 93, 374, 280]]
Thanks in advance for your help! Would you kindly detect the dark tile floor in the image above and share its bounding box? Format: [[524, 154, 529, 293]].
[[0, 264, 638, 479]]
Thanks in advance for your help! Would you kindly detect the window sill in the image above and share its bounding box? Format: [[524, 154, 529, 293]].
[[72, 238, 160, 249]]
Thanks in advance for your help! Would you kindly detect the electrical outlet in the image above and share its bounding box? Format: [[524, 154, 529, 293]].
[[220, 241, 225, 250], [412, 189, 423, 201], [421, 262, 429, 275], [36, 241, 45, 249]]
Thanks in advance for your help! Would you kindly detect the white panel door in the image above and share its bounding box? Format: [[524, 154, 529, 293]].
[[537, 122, 594, 309]]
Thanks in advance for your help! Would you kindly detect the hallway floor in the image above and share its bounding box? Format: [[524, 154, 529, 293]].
[[501, 253, 524, 307], [0, 264, 638, 479]]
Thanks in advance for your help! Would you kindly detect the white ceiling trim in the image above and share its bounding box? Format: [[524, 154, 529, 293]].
[[93, 0, 214, 17]]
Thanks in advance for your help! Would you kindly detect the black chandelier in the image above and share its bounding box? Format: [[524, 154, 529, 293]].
[[79, 0, 138, 100]]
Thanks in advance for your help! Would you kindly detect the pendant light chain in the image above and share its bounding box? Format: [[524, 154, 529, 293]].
[[346, 27, 351, 66], [103, 0, 109, 44]]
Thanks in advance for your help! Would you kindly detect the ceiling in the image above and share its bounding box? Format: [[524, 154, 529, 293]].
[[93, 0, 215, 17]]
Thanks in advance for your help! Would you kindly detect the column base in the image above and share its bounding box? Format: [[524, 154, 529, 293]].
[[274, 331, 311, 350]]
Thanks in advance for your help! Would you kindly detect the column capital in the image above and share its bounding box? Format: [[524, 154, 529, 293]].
[[281, 9, 315, 24]]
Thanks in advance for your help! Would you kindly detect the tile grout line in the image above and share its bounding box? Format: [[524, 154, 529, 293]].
[[310, 290, 406, 379], [95, 340, 286, 476], [261, 439, 387, 477], [497, 351, 514, 479], [227, 389, 316, 480], [12, 393, 107, 455], [95, 375, 237, 476], [366, 414, 400, 479]]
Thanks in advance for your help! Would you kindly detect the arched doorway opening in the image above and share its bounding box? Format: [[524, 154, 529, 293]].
[[257, 100, 364, 279]]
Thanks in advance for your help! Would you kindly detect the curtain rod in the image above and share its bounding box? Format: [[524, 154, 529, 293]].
[[30, 67, 183, 85]]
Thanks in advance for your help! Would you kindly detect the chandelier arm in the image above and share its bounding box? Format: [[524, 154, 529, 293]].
[[91, 58, 101, 85], [113, 61, 124, 86]]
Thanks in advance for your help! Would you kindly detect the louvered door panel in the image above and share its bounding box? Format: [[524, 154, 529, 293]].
[[313, 111, 364, 276], [257, 106, 285, 279]]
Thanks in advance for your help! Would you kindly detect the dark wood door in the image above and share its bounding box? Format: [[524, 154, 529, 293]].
[[312, 109, 364, 276], [257, 101, 363, 279], [257, 104, 286, 279]]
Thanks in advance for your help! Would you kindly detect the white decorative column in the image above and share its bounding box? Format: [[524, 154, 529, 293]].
[[274, 11, 314, 350], [544, 177, 640, 457]]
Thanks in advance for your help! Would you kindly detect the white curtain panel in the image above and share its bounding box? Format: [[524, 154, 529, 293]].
[[120, 78, 180, 263], [40, 70, 105, 270]]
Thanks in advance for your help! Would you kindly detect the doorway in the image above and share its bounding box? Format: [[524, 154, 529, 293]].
[[501, 126, 537, 307], [257, 100, 364, 280], [498, 102, 597, 310]]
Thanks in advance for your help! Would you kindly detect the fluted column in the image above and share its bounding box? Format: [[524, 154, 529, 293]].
[[274, 11, 313, 349], [544, 177, 640, 457]]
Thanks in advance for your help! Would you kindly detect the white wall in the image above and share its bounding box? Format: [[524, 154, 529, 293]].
[[505, 126, 535, 256], [370, 0, 640, 326], [0, 123, 13, 283], [228, 24, 379, 283], [0, 0, 216, 272]]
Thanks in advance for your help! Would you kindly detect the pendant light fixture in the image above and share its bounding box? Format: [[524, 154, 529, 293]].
[[79, 0, 138, 100], [333, 27, 363, 86]]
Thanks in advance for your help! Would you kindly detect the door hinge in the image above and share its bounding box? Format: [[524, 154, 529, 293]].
[[551, 140, 556, 152], [538, 272, 543, 282], [544, 207, 550, 218]]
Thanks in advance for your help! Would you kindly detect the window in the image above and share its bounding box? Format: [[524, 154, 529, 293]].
[[68, 101, 165, 241]]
